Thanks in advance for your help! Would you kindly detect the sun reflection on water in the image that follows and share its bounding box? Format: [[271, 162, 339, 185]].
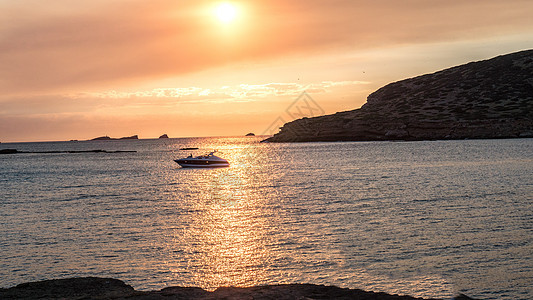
[[2, 137, 529, 299], [166, 141, 280, 290]]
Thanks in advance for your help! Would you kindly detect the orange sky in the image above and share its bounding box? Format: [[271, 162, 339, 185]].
[[1, 0, 533, 142]]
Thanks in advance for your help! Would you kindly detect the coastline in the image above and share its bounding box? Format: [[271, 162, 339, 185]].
[[0, 277, 474, 300], [265, 50, 533, 143]]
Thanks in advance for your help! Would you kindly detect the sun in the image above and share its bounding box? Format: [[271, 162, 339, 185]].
[[215, 2, 237, 24]]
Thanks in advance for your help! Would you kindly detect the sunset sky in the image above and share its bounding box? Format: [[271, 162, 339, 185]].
[[1, 0, 532, 142]]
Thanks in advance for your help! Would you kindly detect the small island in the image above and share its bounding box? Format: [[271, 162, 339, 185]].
[[159, 134, 169, 139], [91, 135, 139, 141], [245, 132, 255, 136]]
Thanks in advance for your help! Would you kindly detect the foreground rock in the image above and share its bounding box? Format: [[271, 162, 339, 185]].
[[0, 277, 476, 299], [0, 278, 134, 299], [265, 49, 533, 142]]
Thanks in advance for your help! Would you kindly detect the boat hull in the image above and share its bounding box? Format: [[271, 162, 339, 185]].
[[174, 160, 229, 168]]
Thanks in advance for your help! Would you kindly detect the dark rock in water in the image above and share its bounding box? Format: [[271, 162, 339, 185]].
[[65, 150, 137, 153], [452, 294, 478, 300], [159, 134, 169, 139], [245, 132, 255, 136], [0, 277, 475, 299], [265, 49, 533, 142], [0, 149, 136, 155], [0, 149, 19, 154], [180, 147, 199, 150]]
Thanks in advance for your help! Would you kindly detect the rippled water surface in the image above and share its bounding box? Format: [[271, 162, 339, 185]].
[[1, 137, 532, 299]]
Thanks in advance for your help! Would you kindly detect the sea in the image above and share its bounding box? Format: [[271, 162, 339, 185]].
[[1, 137, 531, 299]]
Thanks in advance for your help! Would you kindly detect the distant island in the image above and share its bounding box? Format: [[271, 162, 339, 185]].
[[91, 135, 139, 141], [159, 134, 169, 139], [265, 49, 533, 142], [0, 277, 474, 299], [245, 132, 255, 136]]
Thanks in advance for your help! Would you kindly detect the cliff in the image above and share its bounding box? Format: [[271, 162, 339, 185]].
[[265, 50, 533, 142]]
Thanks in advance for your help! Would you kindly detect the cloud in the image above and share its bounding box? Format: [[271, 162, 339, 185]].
[[72, 80, 369, 104], [1, 0, 532, 95]]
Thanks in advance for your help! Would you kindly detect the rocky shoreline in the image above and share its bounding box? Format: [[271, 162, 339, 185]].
[[0, 277, 475, 300], [265, 50, 533, 142]]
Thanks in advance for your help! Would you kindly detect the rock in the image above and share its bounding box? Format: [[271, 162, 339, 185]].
[[519, 130, 533, 137], [0, 149, 19, 154], [0, 277, 135, 299], [159, 286, 209, 298], [452, 294, 478, 300], [91, 135, 113, 141], [90, 135, 139, 141], [0, 149, 136, 155], [265, 49, 533, 142], [208, 284, 438, 300], [159, 134, 169, 139], [245, 132, 255, 136], [0, 277, 459, 299]]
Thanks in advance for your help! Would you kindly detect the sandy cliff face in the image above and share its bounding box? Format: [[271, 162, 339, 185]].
[[266, 50, 533, 142]]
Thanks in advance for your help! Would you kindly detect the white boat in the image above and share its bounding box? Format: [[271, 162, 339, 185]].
[[174, 151, 229, 168]]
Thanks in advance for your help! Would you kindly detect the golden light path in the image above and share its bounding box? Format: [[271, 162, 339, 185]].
[[164, 143, 285, 290], [158, 140, 456, 296]]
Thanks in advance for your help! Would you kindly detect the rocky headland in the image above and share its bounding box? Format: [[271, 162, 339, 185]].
[[0, 277, 476, 300], [265, 50, 533, 142]]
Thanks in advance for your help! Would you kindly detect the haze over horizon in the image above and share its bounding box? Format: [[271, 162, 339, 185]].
[[1, 0, 533, 143]]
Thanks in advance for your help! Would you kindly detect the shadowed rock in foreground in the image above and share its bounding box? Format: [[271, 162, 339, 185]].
[[0, 277, 476, 300], [265, 49, 533, 142]]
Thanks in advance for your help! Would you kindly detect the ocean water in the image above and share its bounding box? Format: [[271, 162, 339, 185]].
[[0, 137, 531, 299]]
